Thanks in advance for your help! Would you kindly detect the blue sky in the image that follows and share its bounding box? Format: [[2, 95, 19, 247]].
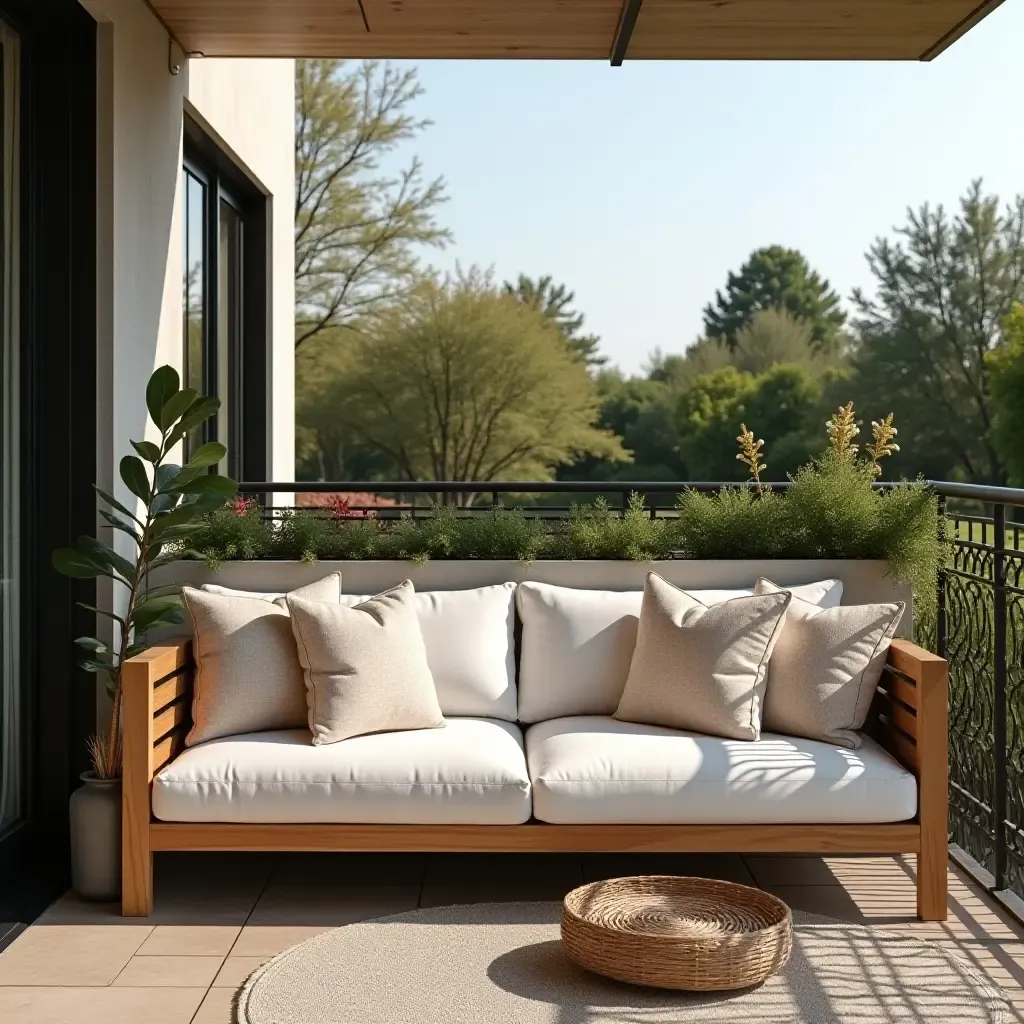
[[393, 1, 1023, 374]]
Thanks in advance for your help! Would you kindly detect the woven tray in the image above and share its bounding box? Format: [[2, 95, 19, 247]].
[[561, 875, 793, 991]]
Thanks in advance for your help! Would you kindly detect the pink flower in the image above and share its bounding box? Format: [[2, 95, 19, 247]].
[[232, 496, 254, 517], [328, 496, 375, 520]]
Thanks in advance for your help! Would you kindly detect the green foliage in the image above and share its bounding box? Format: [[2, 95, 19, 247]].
[[307, 272, 627, 487], [849, 180, 1024, 484], [703, 245, 846, 351], [988, 304, 1024, 487], [549, 494, 671, 562], [52, 366, 235, 777], [294, 60, 449, 350], [502, 274, 606, 369], [190, 467, 941, 607]]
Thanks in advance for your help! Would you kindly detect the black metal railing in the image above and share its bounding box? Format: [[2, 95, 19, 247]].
[[238, 477, 1024, 906]]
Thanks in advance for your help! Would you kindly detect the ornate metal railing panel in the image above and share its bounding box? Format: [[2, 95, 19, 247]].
[[930, 485, 1024, 899]]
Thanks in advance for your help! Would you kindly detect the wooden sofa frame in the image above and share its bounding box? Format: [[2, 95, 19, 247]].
[[121, 637, 949, 920]]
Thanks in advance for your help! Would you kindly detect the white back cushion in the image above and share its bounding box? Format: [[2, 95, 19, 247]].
[[341, 583, 517, 722], [516, 579, 843, 724]]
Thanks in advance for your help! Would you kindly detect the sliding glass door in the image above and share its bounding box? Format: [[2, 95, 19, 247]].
[[0, 16, 20, 837]]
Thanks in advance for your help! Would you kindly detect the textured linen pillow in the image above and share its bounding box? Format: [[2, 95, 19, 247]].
[[183, 576, 337, 747], [755, 578, 905, 749], [202, 571, 341, 606], [515, 578, 839, 724], [613, 573, 791, 741], [288, 581, 445, 746], [339, 584, 517, 721]]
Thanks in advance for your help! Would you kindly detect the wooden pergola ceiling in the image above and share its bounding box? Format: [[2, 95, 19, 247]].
[[147, 0, 1005, 63]]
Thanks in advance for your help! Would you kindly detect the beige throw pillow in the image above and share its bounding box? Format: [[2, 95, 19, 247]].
[[755, 578, 904, 749], [183, 574, 342, 747], [614, 573, 791, 741], [201, 571, 341, 605], [287, 580, 445, 746]]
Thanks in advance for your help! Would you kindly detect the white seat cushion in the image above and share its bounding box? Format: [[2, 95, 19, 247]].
[[153, 718, 531, 825], [341, 584, 517, 721], [516, 579, 843, 723], [526, 716, 916, 825]]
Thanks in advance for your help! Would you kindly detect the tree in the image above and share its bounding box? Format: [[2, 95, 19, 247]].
[[295, 60, 450, 351], [730, 307, 846, 376], [703, 245, 846, 351], [674, 364, 824, 480], [503, 274, 606, 368], [320, 274, 626, 498], [988, 304, 1024, 486], [850, 180, 1024, 484]]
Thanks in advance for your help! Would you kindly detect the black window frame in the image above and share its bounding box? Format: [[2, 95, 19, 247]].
[[182, 117, 270, 483]]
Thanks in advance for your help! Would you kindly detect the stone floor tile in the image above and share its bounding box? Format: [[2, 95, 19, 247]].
[[763, 884, 868, 923], [192, 986, 238, 1024], [246, 883, 420, 926], [271, 852, 426, 886], [212, 955, 267, 988], [134, 925, 241, 956], [0, 924, 152, 986], [230, 925, 330, 958], [423, 853, 584, 887], [112, 954, 223, 987], [745, 855, 841, 886], [39, 887, 258, 927], [0, 986, 205, 1024]]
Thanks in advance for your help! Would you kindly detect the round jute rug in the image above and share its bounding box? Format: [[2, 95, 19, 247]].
[[237, 902, 1010, 1023]]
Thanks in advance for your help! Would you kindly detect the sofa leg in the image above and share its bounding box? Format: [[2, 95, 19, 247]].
[[122, 844, 153, 917], [916, 848, 947, 922]]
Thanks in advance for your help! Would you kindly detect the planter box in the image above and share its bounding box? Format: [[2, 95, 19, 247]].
[[151, 558, 913, 635]]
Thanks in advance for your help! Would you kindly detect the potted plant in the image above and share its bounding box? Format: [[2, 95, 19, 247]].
[[53, 366, 236, 900]]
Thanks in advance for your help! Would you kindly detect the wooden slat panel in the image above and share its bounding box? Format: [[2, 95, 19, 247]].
[[153, 672, 190, 715], [130, 640, 192, 686], [876, 721, 919, 773], [878, 668, 919, 711], [151, 731, 187, 776], [150, 821, 921, 854], [146, 0, 998, 60], [152, 699, 190, 742], [888, 637, 947, 679], [874, 688, 918, 740]]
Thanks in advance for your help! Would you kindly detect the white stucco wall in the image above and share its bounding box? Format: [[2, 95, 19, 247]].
[[82, 0, 295, 515], [79, 0, 294, 720]]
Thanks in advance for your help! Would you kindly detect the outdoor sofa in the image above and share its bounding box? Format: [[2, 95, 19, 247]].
[[121, 567, 948, 921]]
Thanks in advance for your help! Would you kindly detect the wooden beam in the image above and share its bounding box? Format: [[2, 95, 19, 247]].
[[609, 0, 643, 66], [149, 821, 920, 854], [920, 0, 1006, 60]]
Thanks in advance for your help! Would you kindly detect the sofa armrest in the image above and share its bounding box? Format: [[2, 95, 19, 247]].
[[122, 638, 193, 806]]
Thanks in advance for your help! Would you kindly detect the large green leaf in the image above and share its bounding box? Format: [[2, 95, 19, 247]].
[[166, 397, 220, 448], [185, 442, 227, 470], [99, 509, 141, 544], [119, 455, 151, 502], [130, 439, 161, 464], [138, 584, 182, 600], [150, 504, 204, 535], [53, 547, 108, 579], [151, 464, 183, 513], [174, 474, 236, 496], [76, 602, 127, 629], [79, 657, 114, 676], [146, 365, 179, 426], [158, 388, 198, 431], [77, 536, 137, 583], [74, 636, 108, 653], [132, 594, 184, 633], [93, 485, 143, 527]]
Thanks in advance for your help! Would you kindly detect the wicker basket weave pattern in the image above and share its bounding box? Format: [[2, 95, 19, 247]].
[[561, 876, 793, 991]]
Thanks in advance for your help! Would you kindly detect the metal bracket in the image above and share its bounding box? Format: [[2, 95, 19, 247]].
[[169, 37, 186, 76], [610, 0, 643, 65]]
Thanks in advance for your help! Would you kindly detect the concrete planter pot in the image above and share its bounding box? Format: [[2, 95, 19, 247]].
[[69, 772, 121, 901], [151, 558, 913, 633]]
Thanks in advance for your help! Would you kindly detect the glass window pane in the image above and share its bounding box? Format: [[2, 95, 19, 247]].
[[183, 169, 205, 457], [218, 199, 242, 475]]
